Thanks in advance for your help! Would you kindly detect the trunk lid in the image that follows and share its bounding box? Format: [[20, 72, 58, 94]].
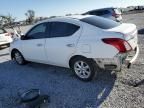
[[107, 23, 138, 50]]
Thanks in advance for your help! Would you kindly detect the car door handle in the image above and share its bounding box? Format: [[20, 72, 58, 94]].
[[37, 43, 43, 47], [66, 44, 75, 47]]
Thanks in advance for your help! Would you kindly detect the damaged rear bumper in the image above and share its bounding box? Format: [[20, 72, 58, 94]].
[[125, 45, 139, 68], [94, 46, 139, 71]]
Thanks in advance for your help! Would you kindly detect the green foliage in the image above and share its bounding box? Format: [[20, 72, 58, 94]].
[[25, 10, 35, 24], [0, 14, 16, 27]]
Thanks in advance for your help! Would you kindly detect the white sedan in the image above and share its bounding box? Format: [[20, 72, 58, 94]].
[[10, 15, 139, 81], [0, 28, 13, 46]]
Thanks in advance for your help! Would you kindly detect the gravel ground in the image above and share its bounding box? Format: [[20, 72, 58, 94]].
[[0, 13, 144, 108]]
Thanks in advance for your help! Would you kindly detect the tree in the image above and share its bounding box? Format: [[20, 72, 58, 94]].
[[0, 16, 5, 26], [25, 10, 35, 24], [0, 14, 16, 27], [6, 14, 16, 25]]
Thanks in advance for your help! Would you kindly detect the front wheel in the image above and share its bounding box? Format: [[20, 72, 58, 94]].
[[13, 50, 26, 65], [71, 57, 98, 81]]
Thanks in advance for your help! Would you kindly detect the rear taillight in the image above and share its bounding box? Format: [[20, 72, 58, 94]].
[[102, 38, 132, 53]]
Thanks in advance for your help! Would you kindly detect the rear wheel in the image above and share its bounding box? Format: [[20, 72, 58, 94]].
[[13, 50, 26, 65], [71, 57, 98, 81]]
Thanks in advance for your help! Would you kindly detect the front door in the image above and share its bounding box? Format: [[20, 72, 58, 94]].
[[21, 23, 48, 63]]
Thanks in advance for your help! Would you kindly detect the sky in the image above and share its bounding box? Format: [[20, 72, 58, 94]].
[[0, 0, 144, 21]]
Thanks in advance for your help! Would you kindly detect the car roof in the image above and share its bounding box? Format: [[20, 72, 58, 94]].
[[37, 15, 94, 23], [92, 7, 116, 11]]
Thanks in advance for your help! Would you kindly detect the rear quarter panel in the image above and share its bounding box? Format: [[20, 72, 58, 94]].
[[72, 23, 119, 59]]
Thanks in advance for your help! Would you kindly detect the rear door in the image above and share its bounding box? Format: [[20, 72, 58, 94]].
[[45, 21, 81, 67]]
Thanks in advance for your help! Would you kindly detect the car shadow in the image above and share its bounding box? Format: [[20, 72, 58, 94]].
[[138, 28, 144, 34], [0, 60, 116, 108]]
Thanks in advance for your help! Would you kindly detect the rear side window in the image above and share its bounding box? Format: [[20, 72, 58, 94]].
[[80, 16, 120, 29], [0, 29, 6, 34], [50, 22, 80, 38]]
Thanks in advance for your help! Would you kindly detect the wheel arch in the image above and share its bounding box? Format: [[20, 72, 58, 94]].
[[11, 48, 21, 59], [69, 55, 96, 68]]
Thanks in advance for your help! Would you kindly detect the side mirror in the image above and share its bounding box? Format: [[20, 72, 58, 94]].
[[21, 34, 26, 40]]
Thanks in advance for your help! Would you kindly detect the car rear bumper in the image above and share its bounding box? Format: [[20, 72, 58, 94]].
[[0, 38, 13, 46], [94, 45, 139, 71], [94, 57, 123, 71], [0, 42, 11, 46], [124, 45, 139, 68]]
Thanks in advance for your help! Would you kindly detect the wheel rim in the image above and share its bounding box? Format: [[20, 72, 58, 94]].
[[74, 61, 91, 79], [14, 52, 23, 64]]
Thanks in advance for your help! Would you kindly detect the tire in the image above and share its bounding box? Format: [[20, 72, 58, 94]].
[[71, 57, 98, 81], [13, 50, 26, 65]]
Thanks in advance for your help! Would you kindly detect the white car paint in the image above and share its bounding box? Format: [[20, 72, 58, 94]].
[[10, 15, 139, 71], [107, 23, 138, 49], [0, 29, 13, 46]]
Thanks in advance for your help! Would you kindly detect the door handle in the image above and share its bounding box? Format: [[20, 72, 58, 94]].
[[66, 44, 75, 47], [37, 43, 43, 47]]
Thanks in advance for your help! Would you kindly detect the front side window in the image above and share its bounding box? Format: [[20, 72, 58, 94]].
[[26, 23, 47, 39], [50, 22, 80, 38]]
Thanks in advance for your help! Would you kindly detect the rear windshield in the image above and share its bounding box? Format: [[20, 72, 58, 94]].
[[0, 29, 6, 34], [80, 16, 120, 29]]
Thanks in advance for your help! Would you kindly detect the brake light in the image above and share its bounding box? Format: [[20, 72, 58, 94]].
[[102, 38, 132, 53]]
